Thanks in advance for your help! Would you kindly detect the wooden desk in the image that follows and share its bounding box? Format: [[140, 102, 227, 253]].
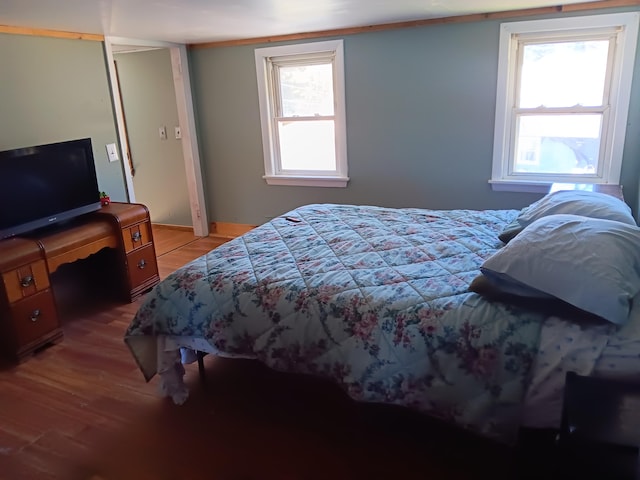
[[0, 202, 159, 361]]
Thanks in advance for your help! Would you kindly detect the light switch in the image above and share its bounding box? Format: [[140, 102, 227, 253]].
[[174, 126, 182, 139], [106, 143, 119, 162], [159, 126, 167, 140]]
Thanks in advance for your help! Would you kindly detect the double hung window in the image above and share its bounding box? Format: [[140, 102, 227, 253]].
[[255, 40, 348, 187], [491, 13, 639, 192]]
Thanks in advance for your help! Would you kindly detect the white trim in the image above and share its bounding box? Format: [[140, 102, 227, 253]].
[[263, 175, 349, 187], [255, 40, 349, 187], [607, 13, 639, 185], [103, 40, 136, 202], [333, 41, 348, 184], [489, 178, 617, 194], [499, 13, 638, 35], [104, 37, 209, 236], [491, 13, 639, 191], [170, 46, 209, 237], [489, 180, 556, 194], [105, 37, 177, 49]]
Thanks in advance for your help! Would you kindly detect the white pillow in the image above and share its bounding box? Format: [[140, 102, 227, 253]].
[[498, 190, 636, 243], [483, 214, 640, 325]]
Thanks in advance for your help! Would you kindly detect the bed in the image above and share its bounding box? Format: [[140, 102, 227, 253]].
[[125, 191, 640, 445]]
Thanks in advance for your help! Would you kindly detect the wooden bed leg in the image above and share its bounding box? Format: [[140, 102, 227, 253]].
[[196, 351, 206, 385]]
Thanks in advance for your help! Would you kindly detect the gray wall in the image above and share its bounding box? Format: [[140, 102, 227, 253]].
[[114, 48, 192, 226], [190, 7, 640, 226], [1, 7, 638, 229], [0, 34, 126, 201]]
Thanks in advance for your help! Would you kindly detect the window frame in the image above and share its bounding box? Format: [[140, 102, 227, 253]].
[[490, 13, 639, 193], [255, 40, 349, 187]]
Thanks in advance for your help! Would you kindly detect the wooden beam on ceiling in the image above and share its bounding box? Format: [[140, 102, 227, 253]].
[[191, 0, 640, 49], [0, 24, 104, 41]]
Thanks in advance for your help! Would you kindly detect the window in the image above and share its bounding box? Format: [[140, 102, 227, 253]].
[[491, 13, 639, 192], [255, 40, 348, 187]]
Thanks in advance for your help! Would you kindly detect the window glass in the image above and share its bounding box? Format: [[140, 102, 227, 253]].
[[514, 114, 602, 174], [278, 120, 336, 171], [518, 40, 609, 108], [278, 64, 334, 117]]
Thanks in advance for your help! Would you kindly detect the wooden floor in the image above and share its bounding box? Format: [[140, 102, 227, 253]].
[[0, 227, 531, 480], [152, 225, 200, 257], [151, 225, 229, 279]]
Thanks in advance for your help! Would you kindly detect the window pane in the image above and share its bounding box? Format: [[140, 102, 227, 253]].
[[278, 120, 336, 171], [279, 64, 334, 117], [514, 114, 602, 174], [519, 40, 609, 108]]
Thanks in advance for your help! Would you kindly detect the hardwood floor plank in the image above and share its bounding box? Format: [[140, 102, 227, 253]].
[[0, 454, 59, 480], [151, 224, 198, 256], [0, 226, 516, 480], [156, 236, 228, 279], [0, 414, 44, 445], [0, 386, 88, 437], [14, 441, 80, 479], [0, 426, 29, 455]]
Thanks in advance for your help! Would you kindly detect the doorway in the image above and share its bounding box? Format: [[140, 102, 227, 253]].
[[103, 37, 209, 236]]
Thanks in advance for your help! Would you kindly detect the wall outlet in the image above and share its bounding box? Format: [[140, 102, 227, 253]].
[[159, 126, 167, 140], [106, 143, 119, 162], [174, 126, 182, 139]]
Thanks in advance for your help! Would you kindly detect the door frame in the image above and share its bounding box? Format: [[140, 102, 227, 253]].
[[104, 36, 209, 236]]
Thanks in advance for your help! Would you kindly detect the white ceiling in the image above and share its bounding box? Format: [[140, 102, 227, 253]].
[[1, 0, 603, 45]]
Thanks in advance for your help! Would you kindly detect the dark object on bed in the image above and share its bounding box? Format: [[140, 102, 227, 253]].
[[468, 274, 604, 324], [556, 372, 640, 480]]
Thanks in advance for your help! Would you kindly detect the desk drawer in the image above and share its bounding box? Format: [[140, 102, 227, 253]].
[[2, 260, 50, 304], [122, 222, 152, 253], [126, 244, 158, 289], [10, 290, 58, 346]]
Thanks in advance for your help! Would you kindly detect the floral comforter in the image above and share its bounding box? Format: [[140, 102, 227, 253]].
[[126, 204, 548, 443]]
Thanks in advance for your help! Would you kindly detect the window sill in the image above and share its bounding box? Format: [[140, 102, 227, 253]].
[[489, 180, 553, 194], [490, 179, 618, 195], [263, 175, 349, 187]]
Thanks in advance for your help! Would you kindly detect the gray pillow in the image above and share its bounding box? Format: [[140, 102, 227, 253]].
[[485, 214, 640, 325], [498, 189, 636, 243]]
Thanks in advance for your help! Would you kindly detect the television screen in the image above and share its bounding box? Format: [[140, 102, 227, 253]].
[[0, 138, 102, 239]]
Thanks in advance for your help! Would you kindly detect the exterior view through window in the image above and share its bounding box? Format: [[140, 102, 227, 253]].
[[491, 13, 639, 191], [255, 40, 348, 187], [514, 39, 609, 175], [277, 62, 336, 171]]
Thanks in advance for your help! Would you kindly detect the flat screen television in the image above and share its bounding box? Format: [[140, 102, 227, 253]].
[[0, 138, 102, 239]]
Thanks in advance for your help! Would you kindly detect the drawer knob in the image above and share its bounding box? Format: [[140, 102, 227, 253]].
[[132, 231, 142, 242], [20, 275, 34, 288], [30, 309, 41, 322], [138, 259, 146, 269]]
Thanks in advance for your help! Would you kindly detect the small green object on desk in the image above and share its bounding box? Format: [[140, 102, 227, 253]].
[[99, 191, 110, 206]]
